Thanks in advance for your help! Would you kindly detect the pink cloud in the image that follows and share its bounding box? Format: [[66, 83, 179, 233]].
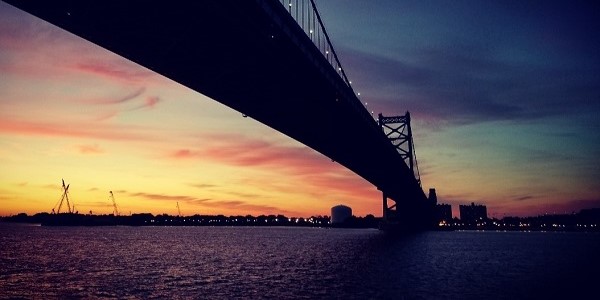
[[0, 118, 151, 141], [74, 61, 155, 83], [168, 133, 378, 201], [170, 134, 332, 174], [82, 87, 145, 105], [144, 96, 160, 108], [77, 144, 104, 155], [80, 88, 160, 115], [171, 149, 199, 159], [170, 139, 331, 175], [128, 96, 160, 111], [125, 191, 290, 215], [93, 110, 119, 122], [202, 199, 292, 215]]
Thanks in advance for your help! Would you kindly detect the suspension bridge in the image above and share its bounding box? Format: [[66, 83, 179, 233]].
[[4, 0, 436, 230]]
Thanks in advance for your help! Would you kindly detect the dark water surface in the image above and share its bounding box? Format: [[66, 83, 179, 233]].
[[1, 223, 599, 299]]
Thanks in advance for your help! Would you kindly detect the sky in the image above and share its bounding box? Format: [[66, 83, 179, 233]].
[[1, 0, 599, 218]]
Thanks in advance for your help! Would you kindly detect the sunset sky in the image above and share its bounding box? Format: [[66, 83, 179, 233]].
[[1, 1, 599, 218]]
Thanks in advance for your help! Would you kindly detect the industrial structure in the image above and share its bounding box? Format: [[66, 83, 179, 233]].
[[331, 205, 352, 224], [7, 0, 437, 231], [52, 179, 74, 214], [379, 112, 421, 187], [109, 191, 119, 216], [377, 112, 436, 230]]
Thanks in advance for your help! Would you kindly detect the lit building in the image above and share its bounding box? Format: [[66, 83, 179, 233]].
[[459, 202, 487, 225], [331, 205, 352, 224], [436, 204, 452, 223]]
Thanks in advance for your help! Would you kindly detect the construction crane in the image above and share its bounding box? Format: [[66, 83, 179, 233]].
[[109, 191, 119, 216], [52, 179, 73, 214]]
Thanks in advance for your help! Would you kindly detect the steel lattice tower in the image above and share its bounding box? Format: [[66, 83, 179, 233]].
[[378, 112, 423, 227], [378, 111, 421, 186]]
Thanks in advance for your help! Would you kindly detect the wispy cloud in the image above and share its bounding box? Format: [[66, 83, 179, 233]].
[[341, 44, 600, 126], [127, 96, 161, 111], [188, 183, 218, 189], [76, 144, 104, 155], [74, 61, 155, 83], [199, 199, 290, 215], [169, 133, 336, 175], [513, 195, 534, 202], [43, 184, 59, 190], [128, 132, 375, 214], [82, 87, 146, 105], [171, 149, 198, 159], [221, 191, 266, 200], [123, 190, 292, 215], [127, 192, 209, 203], [93, 110, 119, 122], [77, 201, 112, 208], [142, 96, 160, 109], [0, 118, 153, 141], [80, 88, 161, 114], [168, 133, 377, 202]]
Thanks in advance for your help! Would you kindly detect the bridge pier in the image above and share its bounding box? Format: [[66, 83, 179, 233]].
[[382, 192, 388, 222], [381, 192, 401, 230], [380, 188, 438, 232]]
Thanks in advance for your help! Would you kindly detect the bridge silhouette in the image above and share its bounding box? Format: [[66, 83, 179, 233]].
[[5, 0, 436, 230]]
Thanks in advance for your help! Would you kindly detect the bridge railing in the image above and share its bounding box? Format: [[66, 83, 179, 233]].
[[277, 0, 386, 129], [274, 0, 407, 164], [278, 0, 352, 90]]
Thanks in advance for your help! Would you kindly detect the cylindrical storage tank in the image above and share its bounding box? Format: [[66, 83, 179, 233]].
[[331, 205, 352, 224]]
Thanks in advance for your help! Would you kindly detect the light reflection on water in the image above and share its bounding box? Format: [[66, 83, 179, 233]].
[[1, 224, 599, 299]]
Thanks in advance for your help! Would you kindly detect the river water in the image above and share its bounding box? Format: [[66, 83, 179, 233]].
[[1, 223, 599, 299]]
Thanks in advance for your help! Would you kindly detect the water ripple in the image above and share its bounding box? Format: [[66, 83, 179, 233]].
[[1, 224, 599, 299]]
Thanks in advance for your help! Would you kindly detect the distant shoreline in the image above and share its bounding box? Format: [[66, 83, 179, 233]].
[[0, 212, 376, 229], [1, 209, 599, 232]]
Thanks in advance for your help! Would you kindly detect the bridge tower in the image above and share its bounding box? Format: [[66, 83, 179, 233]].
[[378, 112, 423, 228], [378, 112, 421, 185]]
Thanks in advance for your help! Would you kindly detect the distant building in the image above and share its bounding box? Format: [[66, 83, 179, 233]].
[[460, 202, 487, 224], [331, 205, 352, 224], [436, 204, 452, 223], [428, 188, 438, 205]]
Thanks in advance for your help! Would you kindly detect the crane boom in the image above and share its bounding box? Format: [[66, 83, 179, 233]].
[[109, 191, 119, 216], [53, 179, 73, 214]]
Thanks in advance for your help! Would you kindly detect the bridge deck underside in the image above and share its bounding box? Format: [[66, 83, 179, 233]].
[[5, 0, 426, 206]]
